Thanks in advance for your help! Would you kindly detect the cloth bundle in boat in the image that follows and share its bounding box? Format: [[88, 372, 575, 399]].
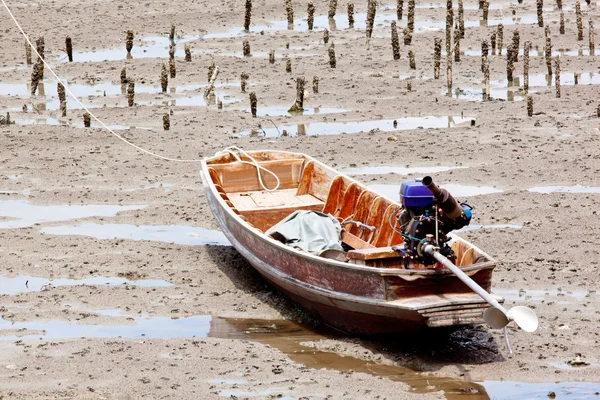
[[266, 210, 343, 255]]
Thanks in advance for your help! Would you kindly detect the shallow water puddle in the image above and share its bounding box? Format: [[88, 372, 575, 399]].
[[458, 224, 522, 231], [0, 200, 146, 229], [12, 117, 153, 130], [0, 315, 596, 399], [40, 223, 230, 246], [528, 185, 600, 194], [239, 115, 474, 137], [343, 165, 467, 175], [59, 35, 200, 63], [493, 288, 594, 302], [449, 86, 531, 102], [369, 183, 503, 200], [481, 381, 600, 399], [245, 106, 348, 117], [493, 72, 600, 88], [0, 275, 172, 295]]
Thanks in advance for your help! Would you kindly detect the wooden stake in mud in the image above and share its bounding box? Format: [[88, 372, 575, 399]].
[[290, 76, 305, 112], [506, 44, 514, 83], [434, 37, 442, 79], [328, 44, 336, 68], [243, 39, 251, 56], [169, 24, 175, 42], [483, 58, 490, 101], [482, 0, 489, 24], [60, 101, 66, 117], [537, 0, 543, 27], [560, 12, 565, 34], [454, 24, 460, 62], [445, 0, 453, 54], [409, 50, 416, 69], [241, 72, 249, 93], [285, 0, 294, 29], [348, 2, 355, 27], [391, 21, 400, 60], [127, 80, 135, 107], [208, 59, 215, 81], [126, 30, 134, 54], [366, 0, 377, 43], [313, 76, 319, 93], [512, 30, 520, 63], [218, 99, 223, 109], [204, 66, 219, 98], [545, 26, 553, 76], [404, 27, 412, 45], [597, 104, 600, 118], [35, 36, 45, 79], [323, 29, 329, 44], [328, 0, 337, 18], [269, 49, 275, 64], [555, 56, 561, 98], [408, 0, 415, 37], [169, 57, 176, 78], [527, 96, 533, 116], [447, 48, 453, 94], [481, 40, 489, 73], [244, 0, 252, 31], [458, 0, 465, 38], [30, 62, 42, 95], [590, 18, 595, 56], [576, 1, 583, 41], [163, 113, 170, 131], [57, 82, 66, 104], [407, 77, 412, 91], [83, 112, 91, 127], [169, 43, 175, 60], [249, 92, 257, 117], [184, 45, 192, 61], [307, 2, 315, 30], [286, 56, 292, 72], [25, 40, 32, 65], [491, 32, 497, 55], [524, 41, 530, 93], [161, 64, 168, 92], [397, 0, 404, 20], [65, 36, 73, 62], [556, 0, 562, 9], [120, 68, 127, 84], [497, 24, 504, 55]]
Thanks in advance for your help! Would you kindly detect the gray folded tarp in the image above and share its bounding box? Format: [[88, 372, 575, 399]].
[[266, 210, 343, 255]]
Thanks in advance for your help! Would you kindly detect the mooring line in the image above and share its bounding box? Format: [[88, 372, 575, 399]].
[[1, 0, 203, 163]]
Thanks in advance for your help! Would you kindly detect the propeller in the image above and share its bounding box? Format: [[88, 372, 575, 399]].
[[423, 245, 538, 333]]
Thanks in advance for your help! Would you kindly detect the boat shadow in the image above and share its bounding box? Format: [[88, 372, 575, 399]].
[[205, 245, 505, 370]]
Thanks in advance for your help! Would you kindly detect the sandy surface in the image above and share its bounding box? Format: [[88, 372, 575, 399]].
[[1, 0, 600, 398]]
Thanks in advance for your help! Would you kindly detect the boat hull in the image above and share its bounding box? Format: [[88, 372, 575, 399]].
[[201, 163, 501, 335]]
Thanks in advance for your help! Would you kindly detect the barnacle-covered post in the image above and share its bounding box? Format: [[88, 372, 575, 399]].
[[545, 26, 553, 76], [537, 0, 543, 27], [555, 56, 561, 98], [308, 2, 315, 30], [391, 21, 400, 60], [527, 96, 533, 117], [35, 36, 45, 79], [286, 56, 292, 72], [243, 39, 251, 56], [269, 49, 275, 64], [524, 41, 530, 93], [57, 82, 66, 104], [491, 32, 497, 55], [481, 40, 489, 73], [126, 30, 134, 54], [348, 2, 355, 27], [163, 113, 170, 131], [241, 72, 249, 93], [576, 1, 583, 41], [204, 66, 220, 98], [120, 68, 127, 84], [25, 40, 32, 65], [161, 64, 168, 92], [285, 0, 294, 29], [169, 57, 176, 78], [409, 50, 416, 69], [244, 0, 252, 31], [590, 18, 595, 56], [289, 76, 305, 112], [512, 30, 520, 63], [185, 45, 192, 61], [127, 80, 135, 107], [497, 24, 504, 55], [458, 0, 464, 38], [328, 0, 337, 18], [454, 24, 460, 62], [83, 112, 91, 127], [66, 36, 73, 62], [313, 76, 319, 93], [323, 29, 330, 44], [366, 0, 377, 44], [328, 44, 336, 68], [434, 37, 441, 79], [559, 12, 565, 34], [249, 92, 257, 117], [506, 44, 514, 83], [397, 0, 404, 20]]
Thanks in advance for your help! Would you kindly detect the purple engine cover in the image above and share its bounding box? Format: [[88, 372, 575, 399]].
[[400, 179, 434, 209]]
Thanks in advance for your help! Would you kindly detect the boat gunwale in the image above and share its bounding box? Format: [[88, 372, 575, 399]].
[[201, 149, 497, 278]]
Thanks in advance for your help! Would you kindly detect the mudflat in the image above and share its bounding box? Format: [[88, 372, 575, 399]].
[[1, 0, 600, 398]]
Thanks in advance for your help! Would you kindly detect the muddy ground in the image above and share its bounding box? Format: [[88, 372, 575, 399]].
[[1, 0, 600, 398]]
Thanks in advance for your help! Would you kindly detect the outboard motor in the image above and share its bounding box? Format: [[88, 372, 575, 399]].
[[393, 176, 472, 266]]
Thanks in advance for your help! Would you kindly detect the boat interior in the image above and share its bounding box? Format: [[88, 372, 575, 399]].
[[205, 151, 488, 269]]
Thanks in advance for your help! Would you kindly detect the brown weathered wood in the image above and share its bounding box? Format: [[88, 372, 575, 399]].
[[347, 246, 400, 260], [322, 175, 345, 215], [296, 160, 314, 195], [243, 203, 324, 231], [337, 183, 362, 221], [210, 159, 305, 192], [341, 230, 375, 249]]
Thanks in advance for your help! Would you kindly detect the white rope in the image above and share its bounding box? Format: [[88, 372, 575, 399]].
[[1, 0, 202, 163], [216, 146, 281, 191]]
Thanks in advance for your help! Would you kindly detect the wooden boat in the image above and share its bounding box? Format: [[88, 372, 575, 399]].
[[201, 149, 504, 335]]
